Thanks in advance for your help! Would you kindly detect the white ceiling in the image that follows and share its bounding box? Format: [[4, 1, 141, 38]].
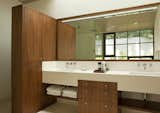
[[25, 0, 160, 19]]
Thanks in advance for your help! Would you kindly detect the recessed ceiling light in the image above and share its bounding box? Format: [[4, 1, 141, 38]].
[[62, 6, 157, 23]]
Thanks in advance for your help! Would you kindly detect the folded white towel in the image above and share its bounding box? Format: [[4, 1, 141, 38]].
[[46, 85, 65, 96], [47, 91, 61, 96], [47, 85, 65, 92], [62, 87, 77, 99]]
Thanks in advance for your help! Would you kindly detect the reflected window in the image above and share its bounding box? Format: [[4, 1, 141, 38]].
[[116, 45, 127, 56], [128, 31, 140, 44], [104, 33, 115, 56], [128, 44, 140, 56], [140, 29, 153, 43], [116, 32, 127, 44], [100, 29, 154, 60], [95, 35, 103, 59]]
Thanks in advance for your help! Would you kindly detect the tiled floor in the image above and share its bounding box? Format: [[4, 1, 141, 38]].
[[0, 100, 11, 113], [0, 100, 151, 113]]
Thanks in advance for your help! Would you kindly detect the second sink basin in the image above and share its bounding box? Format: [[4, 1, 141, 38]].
[[129, 71, 160, 76]]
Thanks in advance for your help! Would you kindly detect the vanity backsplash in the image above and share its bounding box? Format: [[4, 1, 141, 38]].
[[42, 61, 160, 72]]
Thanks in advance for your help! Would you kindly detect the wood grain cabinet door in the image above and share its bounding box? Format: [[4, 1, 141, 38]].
[[102, 83, 118, 113], [57, 21, 76, 60], [12, 6, 56, 113], [78, 80, 118, 113], [41, 16, 57, 61]]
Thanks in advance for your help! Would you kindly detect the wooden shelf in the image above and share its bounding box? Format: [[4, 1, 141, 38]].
[[55, 96, 78, 101], [46, 84, 160, 113], [46, 85, 78, 101], [48, 96, 160, 113]]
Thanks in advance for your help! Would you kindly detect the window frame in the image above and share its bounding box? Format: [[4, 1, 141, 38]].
[[102, 29, 154, 60], [103, 33, 116, 58]]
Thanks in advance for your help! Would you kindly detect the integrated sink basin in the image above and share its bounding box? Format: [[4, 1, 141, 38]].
[[106, 71, 160, 76], [129, 71, 160, 76], [105, 71, 130, 75]]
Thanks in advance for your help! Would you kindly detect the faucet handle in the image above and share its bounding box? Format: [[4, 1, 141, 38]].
[[149, 63, 152, 68], [137, 62, 141, 67], [142, 63, 147, 70], [105, 63, 109, 71], [143, 63, 147, 66]]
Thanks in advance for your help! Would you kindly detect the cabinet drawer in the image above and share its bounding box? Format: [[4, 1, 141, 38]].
[[78, 80, 118, 113]]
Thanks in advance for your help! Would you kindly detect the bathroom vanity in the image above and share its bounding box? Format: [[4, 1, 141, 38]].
[[41, 61, 160, 113]]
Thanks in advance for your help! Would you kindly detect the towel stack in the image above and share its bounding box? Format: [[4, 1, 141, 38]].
[[47, 85, 65, 96], [62, 87, 77, 99], [46, 85, 77, 99]]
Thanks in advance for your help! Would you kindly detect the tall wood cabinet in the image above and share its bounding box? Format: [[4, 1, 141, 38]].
[[78, 80, 118, 113], [12, 5, 57, 113], [57, 21, 76, 60], [41, 15, 57, 60]]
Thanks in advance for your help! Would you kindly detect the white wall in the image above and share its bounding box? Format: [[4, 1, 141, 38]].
[[154, 5, 160, 59], [76, 32, 95, 60], [25, 0, 160, 19], [0, 0, 20, 101]]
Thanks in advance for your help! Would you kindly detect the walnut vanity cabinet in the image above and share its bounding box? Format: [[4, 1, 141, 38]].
[[78, 80, 118, 113], [12, 5, 57, 113], [57, 21, 76, 60]]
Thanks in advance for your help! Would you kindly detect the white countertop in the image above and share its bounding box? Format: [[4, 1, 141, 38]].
[[42, 69, 160, 94], [43, 69, 160, 77]]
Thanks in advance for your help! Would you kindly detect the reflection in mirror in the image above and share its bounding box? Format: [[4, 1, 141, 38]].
[[65, 5, 160, 60]]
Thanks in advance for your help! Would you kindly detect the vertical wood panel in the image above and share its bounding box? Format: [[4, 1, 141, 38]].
[[22, 7, 42, 113], [12, 5, 23, 113], [42, 16, 57, 61], [57, 21, 76, 60], [78, 80, 118, 113], [12, 5, 57, 113]]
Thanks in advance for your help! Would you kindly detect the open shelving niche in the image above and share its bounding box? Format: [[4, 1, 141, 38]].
[[38, 84, 160, 113]]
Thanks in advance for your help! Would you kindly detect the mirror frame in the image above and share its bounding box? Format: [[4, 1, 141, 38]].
[[57, 2, 160, 61]]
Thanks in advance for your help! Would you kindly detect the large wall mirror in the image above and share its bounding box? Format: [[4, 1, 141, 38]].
[[63, 4, 160, 60]]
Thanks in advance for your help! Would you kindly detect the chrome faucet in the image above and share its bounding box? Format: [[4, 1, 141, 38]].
[[101, 62, 109, 72], [104, 63, 109, 71], [143, 63, 147, 70], [138, 63, 153, 70], [94, 62, 109, 73]]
